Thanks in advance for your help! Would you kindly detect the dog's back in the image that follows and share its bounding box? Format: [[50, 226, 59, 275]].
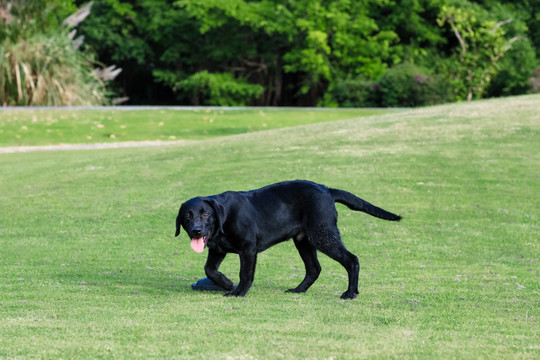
[[217, 181, 330, 250], [242, 180, 401, 222]]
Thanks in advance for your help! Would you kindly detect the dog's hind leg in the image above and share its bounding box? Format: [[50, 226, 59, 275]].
[[286, 234, 321, 294], [310, 226, 359, 299]]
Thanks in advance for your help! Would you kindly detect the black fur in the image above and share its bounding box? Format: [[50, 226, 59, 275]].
[[175, 180, 401, 299]]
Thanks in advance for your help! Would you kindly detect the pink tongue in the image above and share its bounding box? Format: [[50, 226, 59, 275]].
[[191, 237, 205, 253]]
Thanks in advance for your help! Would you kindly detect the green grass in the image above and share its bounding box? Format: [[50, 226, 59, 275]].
[[0, 107, 387, 146], [0, 96, 539, 359]]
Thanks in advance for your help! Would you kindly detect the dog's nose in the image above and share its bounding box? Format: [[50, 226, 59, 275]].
[[191, 227, 202, 237]]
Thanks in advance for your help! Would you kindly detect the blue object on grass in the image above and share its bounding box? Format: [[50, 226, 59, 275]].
[[191, 277, 235, 291]]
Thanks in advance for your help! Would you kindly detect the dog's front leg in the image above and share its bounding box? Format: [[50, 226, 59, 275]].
[[225, 247, 257, 297], [205, 248, 235, 291]]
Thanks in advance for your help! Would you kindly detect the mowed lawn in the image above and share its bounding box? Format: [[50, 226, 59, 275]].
[[0, 96, 538, 359], [0, 107, 387, 147]]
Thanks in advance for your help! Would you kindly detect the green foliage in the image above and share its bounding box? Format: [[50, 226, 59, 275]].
[[71, 0, 538, 106], [330, 64, 453, 108], [153, 70, 264, 106], [174, 71, 264, 106], [170, 0, 398, 103], [75, 0, 146, 65], [436, 0, 530, 101], [378, 63, 452, 107], [77, 0, 400, 106], [484, 2, 538, 97], [272, 0, 398, 94], [369, 0, 446, 64], [72, 0, 153, 103], [330, 77, 379, 108], [282, 29, 332, 95], [487, 37, 537, 97]]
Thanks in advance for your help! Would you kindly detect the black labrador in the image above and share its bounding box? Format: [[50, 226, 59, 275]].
[[175, 180, 401, 299]]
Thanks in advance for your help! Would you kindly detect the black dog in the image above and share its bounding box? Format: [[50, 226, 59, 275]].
[[175, 180, 401, 299]]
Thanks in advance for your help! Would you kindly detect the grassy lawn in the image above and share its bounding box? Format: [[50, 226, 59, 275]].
[[0, 96, 539, 359], [0, 107, 387, 146]]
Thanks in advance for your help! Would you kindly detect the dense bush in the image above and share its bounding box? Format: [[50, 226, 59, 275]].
[[330, 77, 379, 108], [378, 64, 452, 107], [331, 64, 454, 108], [154, 70, 264, 106]]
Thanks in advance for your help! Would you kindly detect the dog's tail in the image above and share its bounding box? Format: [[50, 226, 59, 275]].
[[329, 188, 401, 221]]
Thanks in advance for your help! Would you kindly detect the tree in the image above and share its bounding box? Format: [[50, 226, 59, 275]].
[[72, 0, 538, 106], [171, 0, 397, 106], [437, 1, 519, 100]]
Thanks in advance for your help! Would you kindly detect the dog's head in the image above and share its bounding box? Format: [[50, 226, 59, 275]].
[[175, 197, 226, 253]]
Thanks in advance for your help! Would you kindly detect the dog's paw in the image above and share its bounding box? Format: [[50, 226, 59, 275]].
[[224, 291, 245, 297], [340, 291, 358, 300], [285, 288, 306, 293]]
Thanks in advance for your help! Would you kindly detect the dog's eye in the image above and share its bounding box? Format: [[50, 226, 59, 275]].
[[184, 213, 193, 220], [201, 212, 210, 218]]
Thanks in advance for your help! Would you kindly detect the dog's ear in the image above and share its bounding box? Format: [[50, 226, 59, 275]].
[[205, 198, 227, 234], [175, 205, 183, 237]]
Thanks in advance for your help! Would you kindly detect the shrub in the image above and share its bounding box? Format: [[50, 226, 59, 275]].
[[330, 64, 453, 108], [0, 2, 111, 106], [330, 77, 379, 108], [154, 70, 264, 106], [0, 33, 107, 106], [377, 63, 452, 107]]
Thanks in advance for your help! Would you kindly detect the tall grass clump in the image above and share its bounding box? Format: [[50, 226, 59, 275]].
[[0, 33, 106, 106], [0, 1, 109, 106]]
